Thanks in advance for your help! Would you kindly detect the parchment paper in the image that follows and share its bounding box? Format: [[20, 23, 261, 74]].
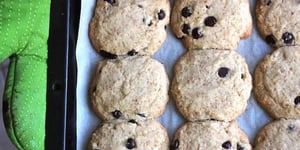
[[76, 0, 273, 149]]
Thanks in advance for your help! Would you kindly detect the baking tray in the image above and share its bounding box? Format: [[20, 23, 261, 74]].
[[46, 0, 80, 149], [76, 0, 273, 149]]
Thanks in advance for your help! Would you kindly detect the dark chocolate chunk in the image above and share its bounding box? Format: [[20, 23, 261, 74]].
[[137, 4, 143, 8], [218, 67, 230, 78], [266, 0, 272, 5], [137, 113, 146, 117], [222, 141, 232, 149], [237, 144, 245, 150], [104, 0, 115, 5], [282, 32, 295, 44], [127, 49, 138, 56], [204, 16, 217, 27], [171, 139, 179, 150], [158, 9, 166, 20], [112, 110, 122, 119], [265, 34, 276, 45], [222, 141, 231, 149], [182, 24, 190, 35], [241, 74, 245, 79], [128, 119, 137, 124], [126, 138, 136, 149], [192, 28, 203, 39], [181, 7, 192, 18], [294, 96, 300, 106], [99, 50, 117, 59], [288, 124, 296, 131]]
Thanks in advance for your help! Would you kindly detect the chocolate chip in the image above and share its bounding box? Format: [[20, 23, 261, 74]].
[[204, 16, 217, 27], [171, 139, 179, 150], [294, 96, 300, 106], [205, 5, 210, 9], [128, 119, 137, 124], [127, 49, 138, 56], [288, 124, 296, 131], [3, 100, 8, 113], [99, 50, 117, 59], [112, 110, 122, 119], [241, 74, 245, 79], [158, 9, 166, 20], [265, 34, 276, 45], [192, 28, 203, 39], [137, 113, 146, 117], [137, 4, 143, 8], [218, 67, 229, 78], [182, 24, 190, 35], [181, 7, 192, 18], [104, 0, 115, 5], [266, 0, 272, 5], [282, 32, 295, 44], [237, 144, 245, 150], [222, 141, 232, 149], [126, 138, 136, 149]]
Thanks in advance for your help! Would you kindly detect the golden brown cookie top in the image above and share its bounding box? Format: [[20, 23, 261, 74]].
[[171, 50, 252, 121], [254, 46, 300, 119], [88, 120, 169, 150], [171, 0, 252, 50], [171, 121, 251, 150], [254, 119, 300, 150], [89, 0, 170, 56], [90, 56, 169, 121], [256, 0, 300, 48]]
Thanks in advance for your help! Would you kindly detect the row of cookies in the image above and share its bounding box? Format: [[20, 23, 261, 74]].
[[253, 0, 300, 149], [170, 0, 253, 149], [87, 0, 172, 149]]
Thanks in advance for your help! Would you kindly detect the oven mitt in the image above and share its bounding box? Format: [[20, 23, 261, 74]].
[[0, 0, 50, 149]]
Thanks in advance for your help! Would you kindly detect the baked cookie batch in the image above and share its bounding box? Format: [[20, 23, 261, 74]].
[[88, 0, 170, 149], [253, 0, 300, 149], [87, 0, 300, 149], [170, 0, 252, 149]]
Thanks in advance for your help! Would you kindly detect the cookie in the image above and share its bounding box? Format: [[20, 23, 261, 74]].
[[256, 0, 300, 48], [90, 56, 169, 121], [171, 121, 251, 150], [171, 50, 252, 121], [89, 0, 170, 56], [254, 119, 300, 150], [171, 0, 252, 50], [88, 120, 169, 150], [254, 46, 300, 119]]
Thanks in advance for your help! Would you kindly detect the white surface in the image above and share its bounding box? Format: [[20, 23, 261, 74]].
[[76, 0, 272, 149]]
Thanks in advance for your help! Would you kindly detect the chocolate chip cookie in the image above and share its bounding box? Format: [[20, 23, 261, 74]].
[[256, 0, 300, 48], [89, 0, 170, 56], [171, 121, 251, 150], [171, 50, 252, 121], [88, 120, 169, 150], [254, 46, 300, 119], [254, 119, 300, 150], [90, 56, 169, 121], [171, 0, 252, 50]]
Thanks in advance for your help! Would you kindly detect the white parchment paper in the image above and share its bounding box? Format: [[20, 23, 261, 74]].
[[76, 0, 273, 149]]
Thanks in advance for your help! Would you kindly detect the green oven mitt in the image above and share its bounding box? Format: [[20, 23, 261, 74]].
[[0, 0, 50, 149]]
